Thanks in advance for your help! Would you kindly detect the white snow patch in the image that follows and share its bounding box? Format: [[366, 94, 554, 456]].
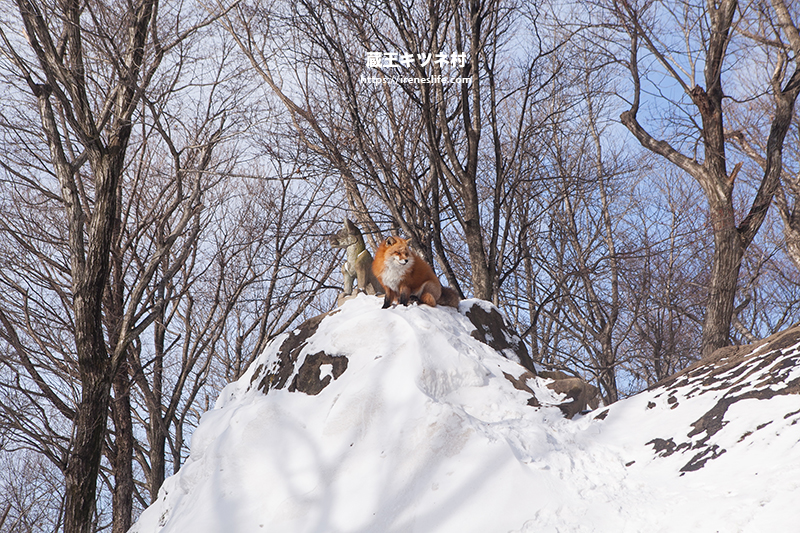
[[132, 297, 800, 533]]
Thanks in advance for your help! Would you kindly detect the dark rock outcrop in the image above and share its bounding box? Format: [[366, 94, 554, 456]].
[[641, 325, 800, 472], [464, 302, 535, 373], [247, 299, 600, 419], [288, 351, 348, 395], [461, 302, 600, 417], [503, 371, 541, 407], [250, 310, 344, 395], [539, 370, 601, 418]]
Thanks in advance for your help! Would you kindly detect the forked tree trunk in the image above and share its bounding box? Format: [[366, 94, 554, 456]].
[[16, 0, 156, 527], [617, 0, 799, 359]]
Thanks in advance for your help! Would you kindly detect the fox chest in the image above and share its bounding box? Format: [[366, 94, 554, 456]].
[[380, 257, 413, 291]]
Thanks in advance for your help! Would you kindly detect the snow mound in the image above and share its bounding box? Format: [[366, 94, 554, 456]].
[[131, 296, 800, 533]]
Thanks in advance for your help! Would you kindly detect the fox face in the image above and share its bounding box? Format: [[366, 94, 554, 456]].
[[385, 236, 410, 265], [380, 237, 413, 290]]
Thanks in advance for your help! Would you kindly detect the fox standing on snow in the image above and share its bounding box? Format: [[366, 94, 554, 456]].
[[372, 236, 460, 309]]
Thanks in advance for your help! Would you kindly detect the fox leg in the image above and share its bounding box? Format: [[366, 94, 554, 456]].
[[382, 288, 396, 309], [417, 280, 441, 307], [419, 292, 437, 307], [398, 286, 411, 306]]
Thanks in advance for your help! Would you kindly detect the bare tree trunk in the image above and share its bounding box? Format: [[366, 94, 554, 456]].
[[105, 184, 133, 533], [426, 0, 492, 300], [702, 199, 744, 358], [8, 0, 159, 529], [615, 0, 798, 358], [110, 360, 133, 533], [149, 309, 167, 499], [64, 360, 111, 533], [63, 154, 126, 533]]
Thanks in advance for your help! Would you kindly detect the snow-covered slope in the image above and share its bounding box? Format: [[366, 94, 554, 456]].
[[130, 296, 800, 533]]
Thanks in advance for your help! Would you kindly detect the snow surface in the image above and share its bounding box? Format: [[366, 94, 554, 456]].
[[131, 295, 800, 533]]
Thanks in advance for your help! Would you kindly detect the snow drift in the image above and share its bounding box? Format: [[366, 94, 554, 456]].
[[130, 296, 800, 533]]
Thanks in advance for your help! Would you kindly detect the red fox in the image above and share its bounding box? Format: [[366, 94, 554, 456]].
[[372, 236, 460, 308]]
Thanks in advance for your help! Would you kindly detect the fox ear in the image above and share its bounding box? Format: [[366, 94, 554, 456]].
[[345, 218, 355, 229], [386, 236, 396, 246]]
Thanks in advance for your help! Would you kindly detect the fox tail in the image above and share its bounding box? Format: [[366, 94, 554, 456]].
[[439, 286, 461, 308]]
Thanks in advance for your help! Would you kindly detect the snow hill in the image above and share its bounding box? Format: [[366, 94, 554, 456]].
[[130, 296, 800, 533]]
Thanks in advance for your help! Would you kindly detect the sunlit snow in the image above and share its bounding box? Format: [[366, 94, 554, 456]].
[[131, 295, 800, 533]]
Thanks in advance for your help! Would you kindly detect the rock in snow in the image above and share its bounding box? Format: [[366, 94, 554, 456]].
[[130, 296, 800, 533]]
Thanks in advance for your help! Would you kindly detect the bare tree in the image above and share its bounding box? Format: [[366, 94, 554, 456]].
[[721, 4, 800, 277], [0, 450, 66, 532], [0, 1, 232, 530], [530, 92, 634, 402], [221, 0, 566, 303], [0, 1, 163, 529], [104, 123, 224, 532], [606, 0, 800, 357], [623, 172, 707, 387]]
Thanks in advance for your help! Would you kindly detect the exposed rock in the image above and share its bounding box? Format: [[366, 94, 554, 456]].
[[248, 298, 600, 418], [250, 310, 343, 395], [502, 371, 541, 407], [642, 325, 800, 472], [464, 302, 535, 373], [680, 445, 726, 473], [463, 302, 598, 416], [646, 437, 689, 458], [542, 374, 601, 418], [288, 351, 348, 395], [647, 437, 677, 456]]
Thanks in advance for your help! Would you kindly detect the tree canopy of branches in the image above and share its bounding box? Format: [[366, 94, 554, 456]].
[[0, 1, 337, 531], [605, 0, 800, 357], [1, 0, 169, 529], [223, 0, 573, 304], [0, 0, 799, 530]]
